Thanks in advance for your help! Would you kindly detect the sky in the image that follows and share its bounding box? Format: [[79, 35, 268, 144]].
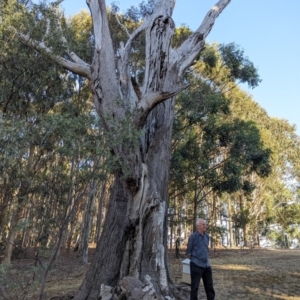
[[58, 0, 300, 135]]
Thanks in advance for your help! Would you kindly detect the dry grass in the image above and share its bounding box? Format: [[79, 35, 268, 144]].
[[1, 247, 300, 299], [0, 249, 89, 300], [170, 247, 300, 300]]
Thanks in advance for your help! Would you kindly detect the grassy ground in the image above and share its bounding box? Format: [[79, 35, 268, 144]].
[[1, 247, 300, 299], [171, 248, 300, 300]]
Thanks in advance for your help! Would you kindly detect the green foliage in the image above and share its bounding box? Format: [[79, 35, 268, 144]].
[[0, 5, 74, 117], [63, 10, 94, 63], [101, 99, 143, 178], [123, 0, 156, 22], [172, 26, 193, 48], [0, 2, 113, 260], [232, 208, 250, 228], [276, 203, 300, 230], [219, 43, 261, 88], [194, 43, 261, 91], [169, 40, 278, 242], [171, 76, 271, 199], [199, 45, 218, 69]]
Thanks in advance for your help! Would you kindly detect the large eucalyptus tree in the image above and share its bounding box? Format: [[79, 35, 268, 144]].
[[18, 0, 231, 299]]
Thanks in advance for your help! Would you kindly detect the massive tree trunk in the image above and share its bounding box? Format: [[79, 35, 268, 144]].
[[18, 0, 231, 298], [75, 100, 175, 299]]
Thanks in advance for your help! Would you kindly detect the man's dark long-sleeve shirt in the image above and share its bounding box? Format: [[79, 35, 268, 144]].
[[186, 231, 211, 268]]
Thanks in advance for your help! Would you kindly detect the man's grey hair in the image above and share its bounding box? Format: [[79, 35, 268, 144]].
[[196, 218, 205, 226]]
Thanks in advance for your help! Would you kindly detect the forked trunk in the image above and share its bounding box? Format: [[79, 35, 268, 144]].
[[70, 1, 232, 297]]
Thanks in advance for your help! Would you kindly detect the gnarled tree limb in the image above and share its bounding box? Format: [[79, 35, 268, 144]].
[[18, 33, 91, 78], [136, 83, 190, 126], [50, 0, 65, 6], [177, 0, 231, 77], [17, 1, 91, 79]]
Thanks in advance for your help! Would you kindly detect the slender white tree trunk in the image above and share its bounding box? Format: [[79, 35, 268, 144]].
[[81, 180, 97, 263]]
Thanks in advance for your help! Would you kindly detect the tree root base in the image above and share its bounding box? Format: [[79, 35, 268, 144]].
[[98, 276, 190, 300]]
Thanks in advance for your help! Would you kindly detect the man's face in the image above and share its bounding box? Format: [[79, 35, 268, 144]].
[[197, 220, 206, 234]]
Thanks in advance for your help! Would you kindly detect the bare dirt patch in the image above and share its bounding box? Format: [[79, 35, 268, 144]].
[[1, 247, 300, 299]]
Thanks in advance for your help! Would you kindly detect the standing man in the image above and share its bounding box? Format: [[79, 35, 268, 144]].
[[186, 218, 215, 300]]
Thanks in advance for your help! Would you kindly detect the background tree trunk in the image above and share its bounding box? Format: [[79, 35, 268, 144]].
[[94, 180, 107, 243], [81, 180, 97, 263], [2, 181, 30, 263], [228, 199, 234, 247]]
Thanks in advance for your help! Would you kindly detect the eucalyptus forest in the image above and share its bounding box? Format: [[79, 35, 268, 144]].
[[0, 0, 300, 300]]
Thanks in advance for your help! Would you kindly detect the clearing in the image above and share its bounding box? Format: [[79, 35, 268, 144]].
[[1, 247, 300, 299]]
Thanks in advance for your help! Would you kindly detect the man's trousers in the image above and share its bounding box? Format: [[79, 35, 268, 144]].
[[190, 262, 215, 300]]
